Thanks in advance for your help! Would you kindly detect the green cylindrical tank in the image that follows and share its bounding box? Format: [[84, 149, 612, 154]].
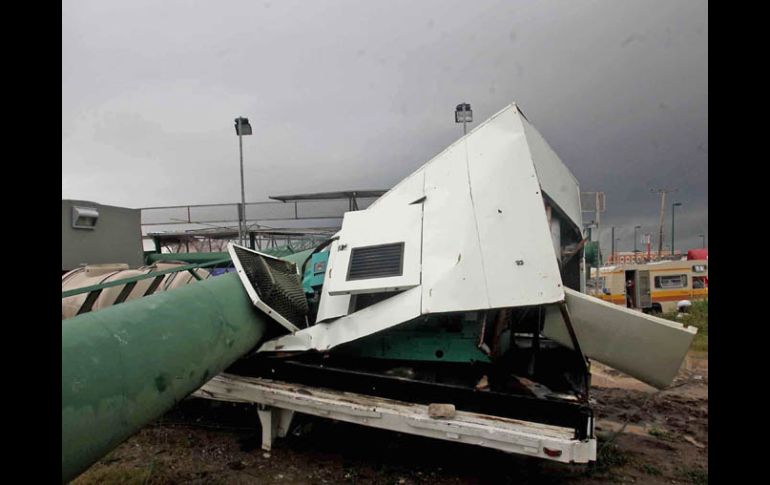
[[61, 273, 267, 482]]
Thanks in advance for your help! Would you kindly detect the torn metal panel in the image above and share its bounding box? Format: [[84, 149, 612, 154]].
[[228, 244, 306, 332], [542, 288, 696, 389], [258, 286, 422, 352], [258, 103, 574, 353]]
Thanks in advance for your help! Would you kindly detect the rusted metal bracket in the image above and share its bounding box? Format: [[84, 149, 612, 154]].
[[561, 237, 589, 267]]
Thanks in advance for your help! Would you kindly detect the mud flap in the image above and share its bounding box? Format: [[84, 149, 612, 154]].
[[542, 288, 696, 389]]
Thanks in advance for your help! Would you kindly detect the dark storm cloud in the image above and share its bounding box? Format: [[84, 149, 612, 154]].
[[62, 0, 707, 252]]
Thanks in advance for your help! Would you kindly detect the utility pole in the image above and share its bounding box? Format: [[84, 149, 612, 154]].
[[634, 225, 641, 253], [671, 202, 682, 257], [610, 226, 615, 264], [650, 188, 677, 260]]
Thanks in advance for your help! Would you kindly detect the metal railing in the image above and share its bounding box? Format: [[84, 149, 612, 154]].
[[62, 258, 231, 316]]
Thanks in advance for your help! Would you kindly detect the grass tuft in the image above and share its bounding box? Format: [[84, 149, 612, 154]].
[[660, 299, 708, 351]]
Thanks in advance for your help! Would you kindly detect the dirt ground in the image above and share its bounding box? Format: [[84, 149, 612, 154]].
[[74, 353, 707, 485]]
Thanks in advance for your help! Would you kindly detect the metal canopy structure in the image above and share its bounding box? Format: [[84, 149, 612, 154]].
[[141, 190, 385, 253], [147, 227, 337, 253], [270, 190, 388, 211]]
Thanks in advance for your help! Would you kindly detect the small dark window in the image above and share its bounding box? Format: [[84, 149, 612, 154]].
[[347, 242, 404, 281], [654, 274, 688, 289], [693, 277, 707, 289]]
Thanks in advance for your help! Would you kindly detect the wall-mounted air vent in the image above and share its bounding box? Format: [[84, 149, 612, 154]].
[[347, 242, 404, 281], [72, 206, 99, 230]]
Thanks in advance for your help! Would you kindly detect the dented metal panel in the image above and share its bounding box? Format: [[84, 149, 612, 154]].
[[259, 103, 574, 353], [465, 107, 564, 308], [314, 239, 353, 323], [258, 286, 422, 352], [421, 139, 490, 313], [520, 114, 582, 228], [542, 288, 696, 389]]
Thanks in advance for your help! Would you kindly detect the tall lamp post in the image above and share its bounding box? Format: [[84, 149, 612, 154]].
[[671, 202, 682, 256], [455, 103, 472, 135], [234, 117, 252, 246]]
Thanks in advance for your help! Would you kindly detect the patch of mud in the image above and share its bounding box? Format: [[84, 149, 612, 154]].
[[75, 353, 708, 485]]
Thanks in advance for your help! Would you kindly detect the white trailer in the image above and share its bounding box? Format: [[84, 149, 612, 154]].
[[195, 373, 597, 463]]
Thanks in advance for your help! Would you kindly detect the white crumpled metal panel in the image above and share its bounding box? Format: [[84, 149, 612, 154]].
[[258, 286, 422, 352], [520, 115, 582, 229], [314, 239, 351, 323], [259, 103, 573, 352], [420, 139, 490, 313], [542, 288, 697, 389], [464, 107, 565, 309]]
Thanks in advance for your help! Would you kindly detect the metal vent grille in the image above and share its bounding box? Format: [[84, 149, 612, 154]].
[[233, 246, 308, 326], [347, 242, 405, 281]]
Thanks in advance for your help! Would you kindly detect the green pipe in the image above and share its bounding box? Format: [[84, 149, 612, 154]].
[[145, 252, 230, 265], [144, 246, 315, 266], [61, 273, 268, 482]]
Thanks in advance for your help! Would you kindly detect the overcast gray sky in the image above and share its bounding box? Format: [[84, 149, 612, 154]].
[[62, 0, 707, 253]]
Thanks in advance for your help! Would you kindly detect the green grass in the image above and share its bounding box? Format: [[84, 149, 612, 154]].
[[660, 299, 708, 351], [648, 426, 678, 442], [678, 466, 708, 485], [639, 463, 663, 476], [588, 442, 630, 475]]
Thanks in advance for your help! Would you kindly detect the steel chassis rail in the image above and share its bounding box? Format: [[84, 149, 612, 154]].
[[194, 374, 596, 464]]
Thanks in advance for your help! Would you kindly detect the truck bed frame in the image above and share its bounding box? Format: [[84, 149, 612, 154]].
[[194, 373, 597, 464]]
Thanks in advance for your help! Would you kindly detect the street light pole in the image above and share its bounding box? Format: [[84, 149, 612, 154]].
[[455, 103, 472, 135], [238, 118, 245, 246], [671, 202, 682, 257], [234, 117, 253, 247]]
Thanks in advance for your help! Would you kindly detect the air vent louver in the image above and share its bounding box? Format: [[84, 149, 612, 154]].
[[232, 246, 308, 327], [347, 242, 405, 281]]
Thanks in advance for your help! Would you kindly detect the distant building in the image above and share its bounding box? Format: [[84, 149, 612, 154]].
[[605, 250, 683, 265], [62, 199, 144, 272]]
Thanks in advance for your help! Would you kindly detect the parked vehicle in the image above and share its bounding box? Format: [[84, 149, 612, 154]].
[[588, 259, 708, 313]]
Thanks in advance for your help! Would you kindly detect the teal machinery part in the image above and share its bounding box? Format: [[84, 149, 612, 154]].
[[342, 314, 491, 364], [297, 249, 487, 363], [302, 251, 329, 294], [62, 273, 268, 482]]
